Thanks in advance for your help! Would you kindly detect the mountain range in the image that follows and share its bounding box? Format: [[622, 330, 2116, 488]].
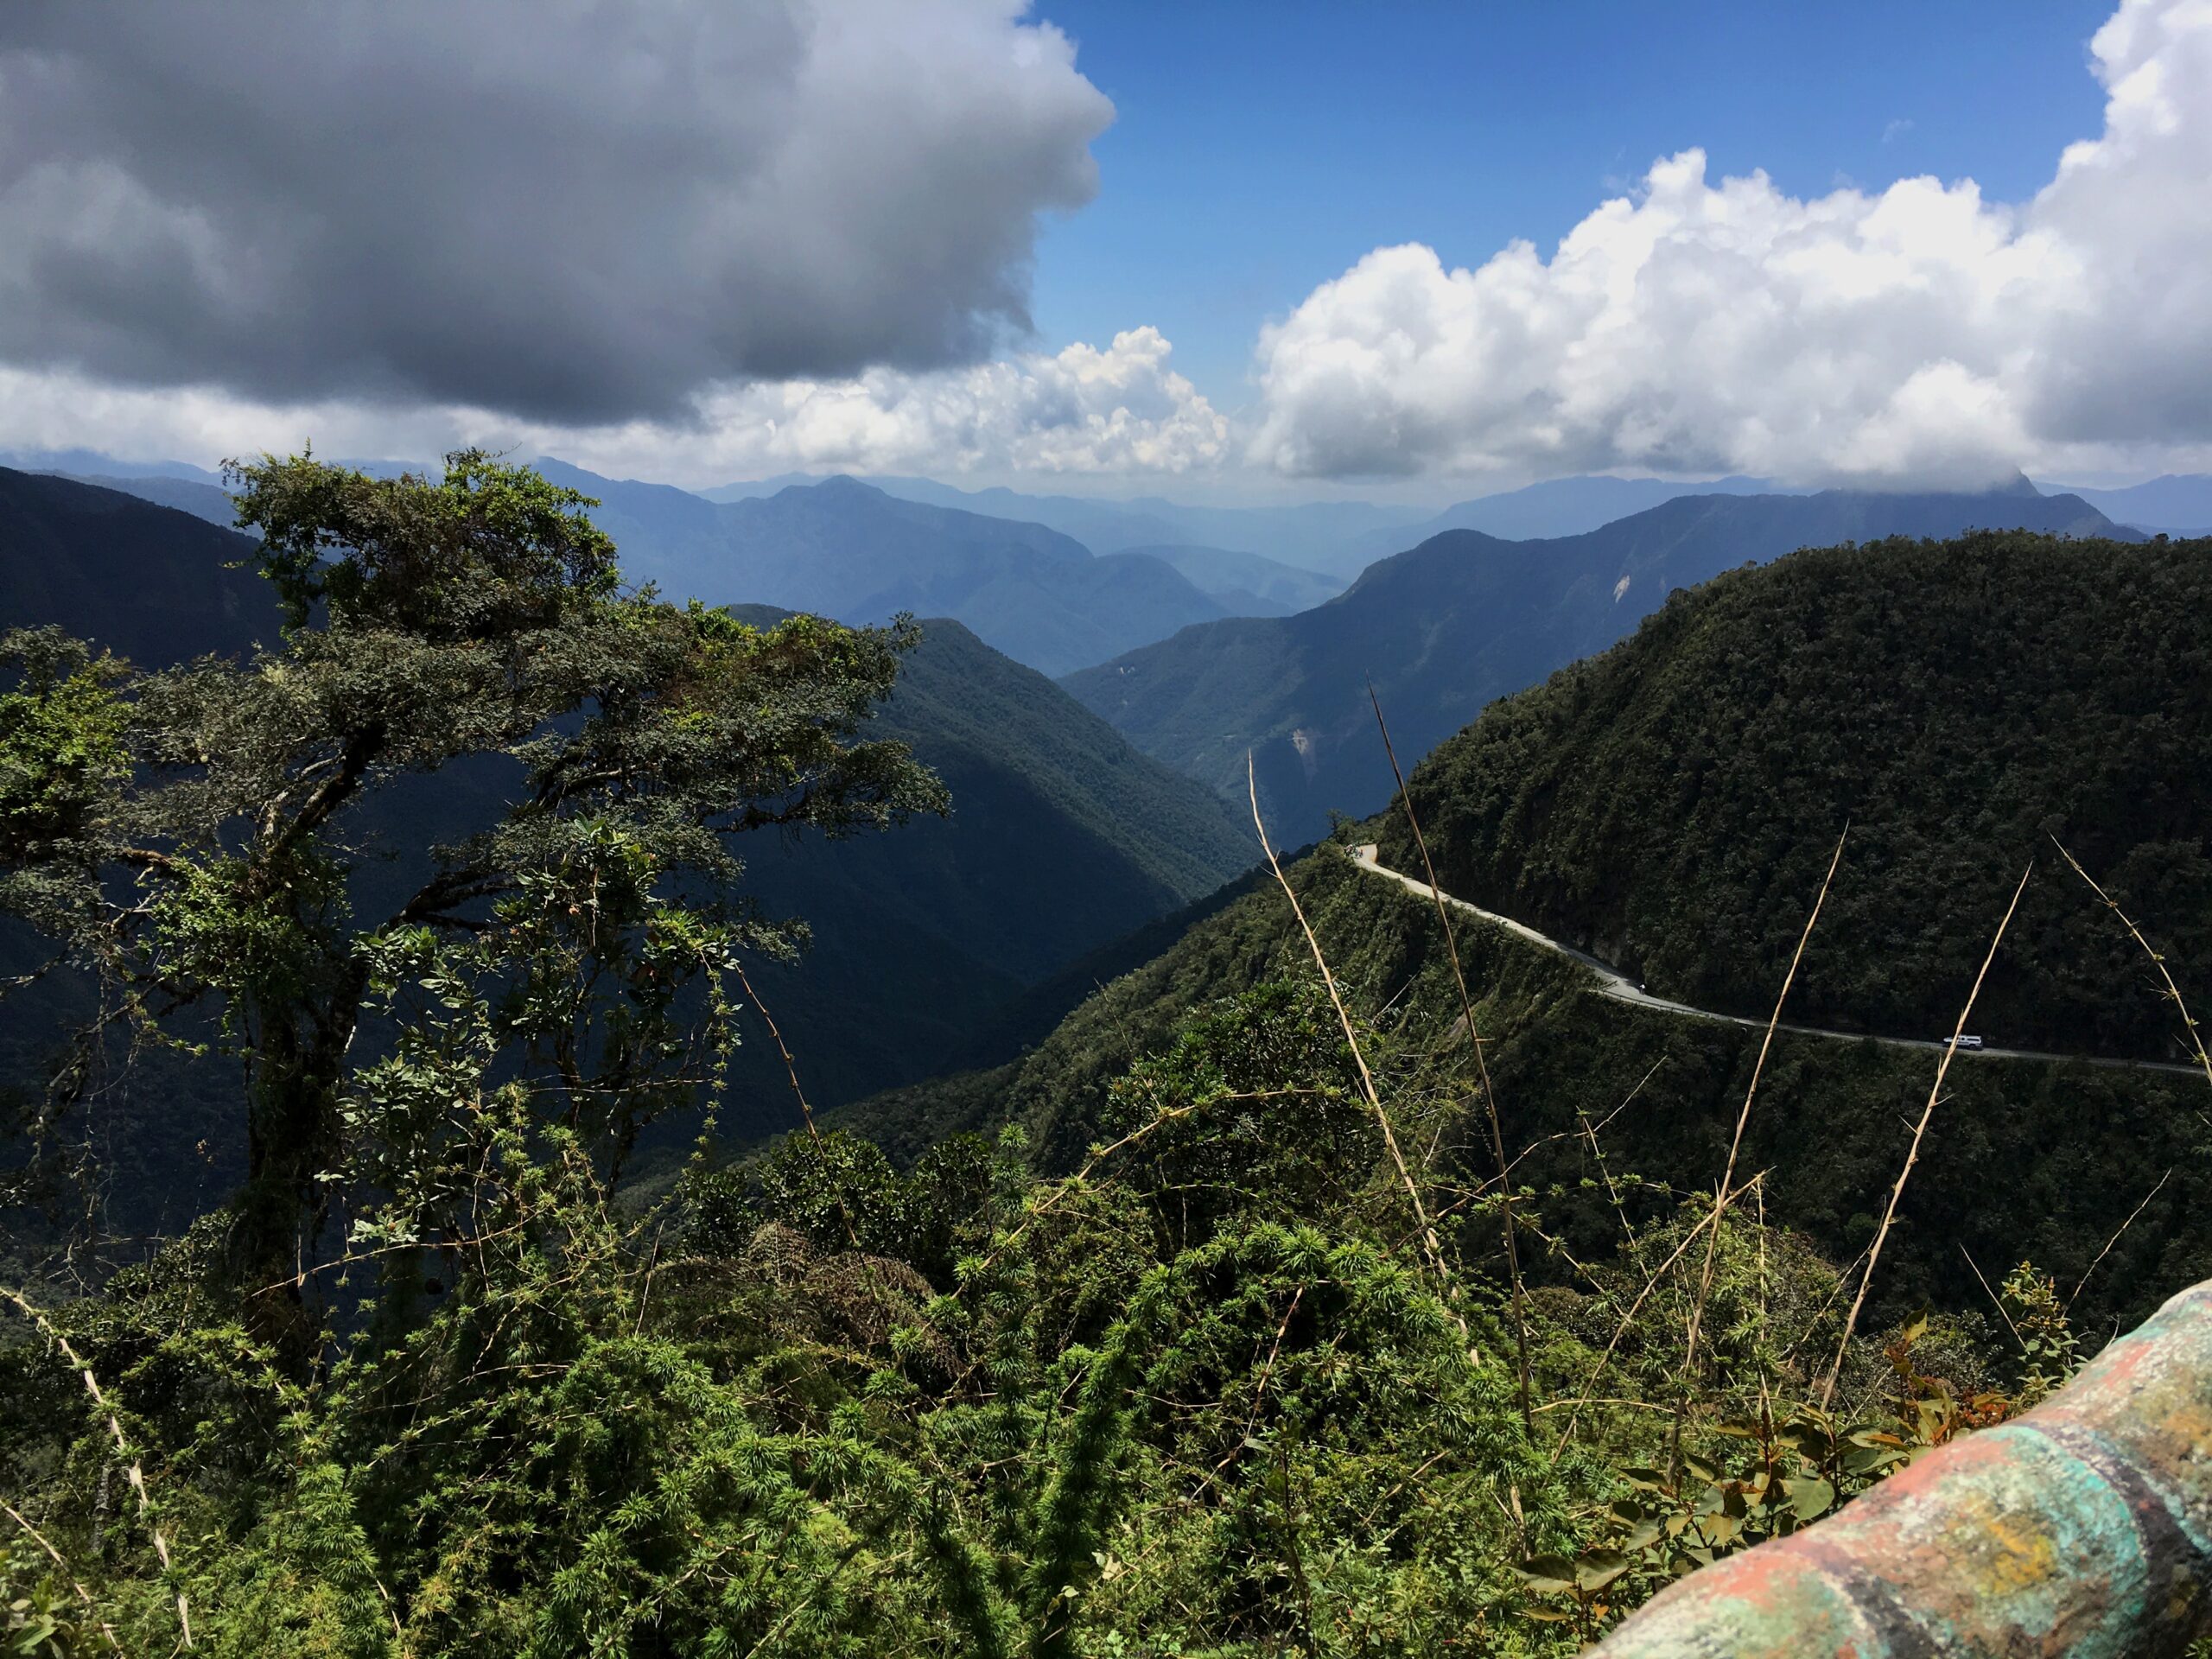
[[1346, 473, 1793, 554], [5, 454, 1348, 676], [824, 476, 1427, 578], [35, 442, 2211, 661], [1063, 483, 2139, 845], [2034, 473, 2212, 535]]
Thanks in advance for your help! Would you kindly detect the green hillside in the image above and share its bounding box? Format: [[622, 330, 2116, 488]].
[[723, 606, 1256, 1114], [1065, 486, 2138, 845], [839, 823, 2209, 1339], [5, 461, 2202, 1657], [1385, 530, 2212, 1058], [850, 528, 2212, 1332], [0, 467, 280, 658]]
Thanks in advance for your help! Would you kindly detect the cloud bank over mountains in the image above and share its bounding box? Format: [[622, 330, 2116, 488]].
[[1249, 0, 2212, 486], [0, 0, 2206, 490], [0, 0, 1109, 420], [0, 325, 1229, 486]]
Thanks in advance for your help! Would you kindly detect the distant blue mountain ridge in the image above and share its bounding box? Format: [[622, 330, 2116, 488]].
[[22, 446, 2200, 678]]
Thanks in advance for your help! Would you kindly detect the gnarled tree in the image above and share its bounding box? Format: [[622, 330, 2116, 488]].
[[0, 452, 944, 1348]]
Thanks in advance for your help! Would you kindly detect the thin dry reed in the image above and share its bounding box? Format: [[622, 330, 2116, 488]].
[[1246, 754, 1460, 1316], [728, 955, 860, 1251], [2071, 1166, 2172, 1306], [1552, 1173, 1764, 1454], [1367, 681, 1532, 1429], [1673, 828, 1847, 1467], [1818, 861, 2031, 1408], [2052, 836, 2212, 1090], [2, 1286, 188, 1647], [0, 1499, 117, 1651]]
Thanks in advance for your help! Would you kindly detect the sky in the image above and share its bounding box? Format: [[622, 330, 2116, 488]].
[[0, 0, 2206, 502]]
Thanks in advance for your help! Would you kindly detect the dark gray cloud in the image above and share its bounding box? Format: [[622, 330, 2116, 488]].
[[0, 1, 1111, 422]]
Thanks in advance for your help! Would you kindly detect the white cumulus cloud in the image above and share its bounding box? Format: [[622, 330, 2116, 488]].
[[0, 327, 1227, 485], [1248, 0, 2212, 486], [696, 327, 1230, 475]]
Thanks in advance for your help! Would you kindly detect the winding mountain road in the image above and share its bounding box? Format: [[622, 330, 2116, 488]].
[[1347, 843, 2206, 1079]]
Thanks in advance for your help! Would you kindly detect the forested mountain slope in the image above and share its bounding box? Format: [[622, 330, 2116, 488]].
[[1065, 485, 2139, 845], [0, 467, 280, 657], [838, 833, 2209, 1337], [849, 531, 2212, 1329], [724, 606, 1255, 1112], [45, 470, 241, 528], [1383, 528, 2212, 1058]]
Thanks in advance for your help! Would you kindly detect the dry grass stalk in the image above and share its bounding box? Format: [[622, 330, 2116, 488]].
[[1960, 1243, 2028, 1352], [1673, 828, 1847, 1465], [1457, 1057, 1662, 1202], [1578, 1071, 1663, 1272], [1367, 681, 1532, 1429], [1551, 1173, 1764, 1454], [2051, 836, 2212, 1090], [1245, 754, 1459, 1312], [727, 955, 860, 1251], [2071, 1166, 2172, 1306], [1, 1286, 189, 1647], [1818, 861, 2032, 1409]]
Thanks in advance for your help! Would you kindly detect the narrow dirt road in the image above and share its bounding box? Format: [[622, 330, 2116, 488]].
[[1347, 843, 2204, 1078]]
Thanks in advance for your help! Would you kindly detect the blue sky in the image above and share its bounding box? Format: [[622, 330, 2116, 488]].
[[1031, 1, 2119, 411]]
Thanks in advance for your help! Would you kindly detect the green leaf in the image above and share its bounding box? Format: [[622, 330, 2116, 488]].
[[1515, 1555, 1580, 1595], [1576, 1549, 1630, 1592], [1783, 1476, 1836, 1522], [1843, 1444, 1907, 1478]]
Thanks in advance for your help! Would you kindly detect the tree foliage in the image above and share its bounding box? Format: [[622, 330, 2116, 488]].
[[0, 450, 944, 1338]]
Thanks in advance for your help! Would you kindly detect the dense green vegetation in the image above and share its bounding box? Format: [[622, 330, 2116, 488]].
[[843, 841, 2209, 1336], [0, 472, 2201, 1654], [1386, 529, 2212, 1057], [1064, 485, 2136, 845]]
